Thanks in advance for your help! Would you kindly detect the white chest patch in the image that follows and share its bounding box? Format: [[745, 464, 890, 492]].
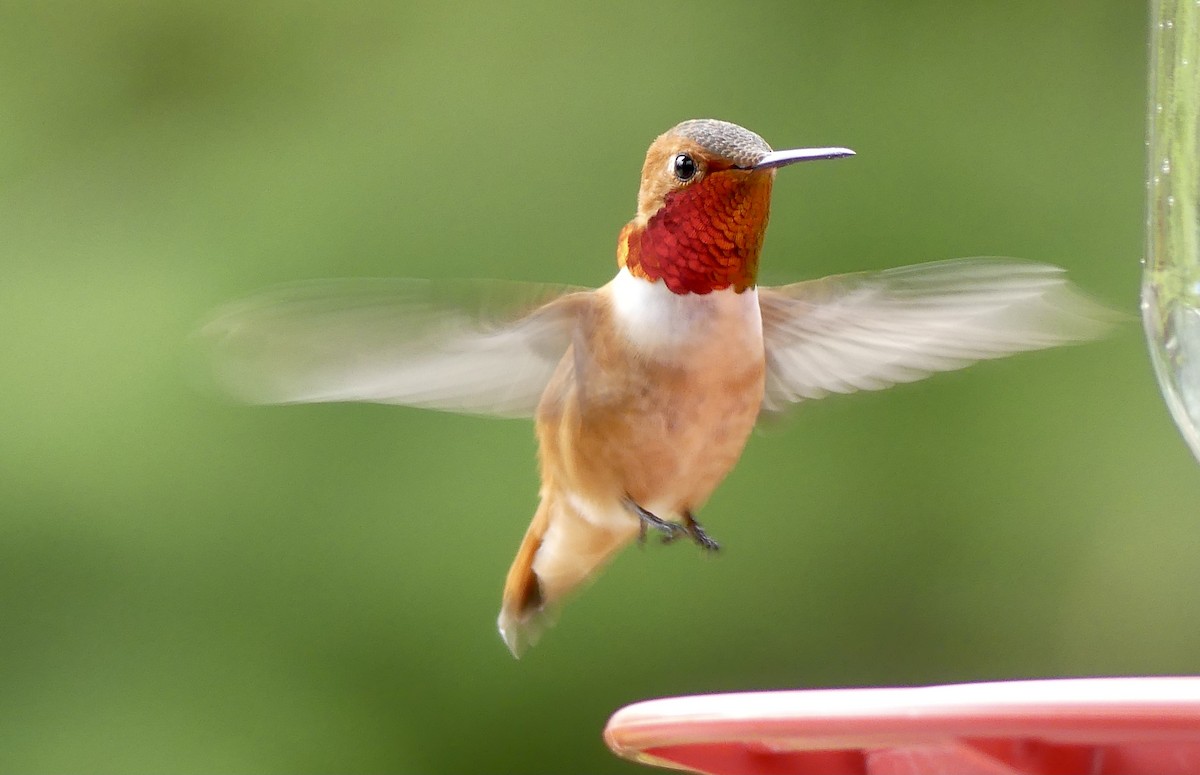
[[607, 267, 763, 360]]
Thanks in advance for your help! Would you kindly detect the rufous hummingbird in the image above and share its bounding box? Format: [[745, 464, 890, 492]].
[[202, 119, 1113, 657]]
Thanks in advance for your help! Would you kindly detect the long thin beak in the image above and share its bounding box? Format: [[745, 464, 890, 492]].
[[753, 147, 856, 170]]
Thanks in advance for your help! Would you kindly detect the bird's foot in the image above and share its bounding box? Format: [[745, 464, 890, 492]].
[[625, 499, 720, 551], [681, 511, 720, 552], [626, 498, 686, 545]]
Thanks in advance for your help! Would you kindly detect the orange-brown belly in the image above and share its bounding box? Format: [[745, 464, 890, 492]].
[[582, 358, 765, 513], [535, 284, 766, 520]]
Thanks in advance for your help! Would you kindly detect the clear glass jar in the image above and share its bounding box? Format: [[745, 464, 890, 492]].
[[1144, 0, 1200, 462]]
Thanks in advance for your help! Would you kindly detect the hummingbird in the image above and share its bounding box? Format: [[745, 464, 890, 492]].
[[202, 119, 1113, 657]]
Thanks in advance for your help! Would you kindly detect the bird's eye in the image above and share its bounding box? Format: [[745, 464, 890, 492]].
[[672, 153, 697, 182]]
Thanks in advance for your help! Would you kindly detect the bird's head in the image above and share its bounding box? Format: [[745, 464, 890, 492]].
[[619, 119, 853, 294]]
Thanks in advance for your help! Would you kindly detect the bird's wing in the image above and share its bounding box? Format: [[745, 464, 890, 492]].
[[198, 278, 591, 418], [758, 258, 1118, 413]]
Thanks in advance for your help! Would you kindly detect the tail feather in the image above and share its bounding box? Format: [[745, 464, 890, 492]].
[[497, 493, 638, 657], [498, 498, 552, 657]]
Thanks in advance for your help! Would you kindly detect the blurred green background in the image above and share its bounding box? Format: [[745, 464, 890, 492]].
[[0, 2, 1186, 772]]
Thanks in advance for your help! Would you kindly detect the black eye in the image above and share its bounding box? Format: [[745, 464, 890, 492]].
[[672, 153, 697, 182]]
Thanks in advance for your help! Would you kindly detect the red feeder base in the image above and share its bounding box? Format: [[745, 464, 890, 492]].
[[605, 677, 1200, 774]]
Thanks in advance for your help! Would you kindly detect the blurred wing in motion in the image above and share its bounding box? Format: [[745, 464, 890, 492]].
[[199, 278, 592, 418], [759, 258, 1119, 413]]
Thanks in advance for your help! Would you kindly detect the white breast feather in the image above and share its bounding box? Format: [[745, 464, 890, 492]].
[[607, 267, 762, 359]]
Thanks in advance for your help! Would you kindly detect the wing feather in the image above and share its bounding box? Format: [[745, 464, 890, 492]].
[[199, 278, 591, 418], [759, 258, 1118, 412]]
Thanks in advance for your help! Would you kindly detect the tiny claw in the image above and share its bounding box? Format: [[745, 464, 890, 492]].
[[683, 511, 720, 553], [624, 497, 685, 543]]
